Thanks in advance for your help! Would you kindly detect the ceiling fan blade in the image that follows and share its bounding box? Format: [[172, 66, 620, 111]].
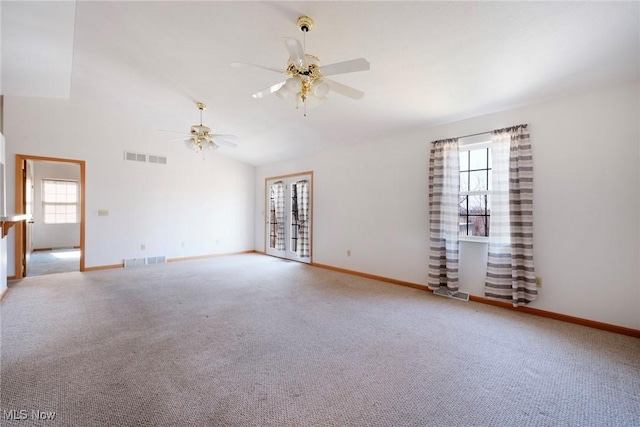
[[252, 81, 286, 99], [324, 78, 365, 100], [319, 58, 370, 77], [230, 62, 284, 74], [168, 136, 190, 141], [212, 135, 238, 148], [284, 38, 307, 69]]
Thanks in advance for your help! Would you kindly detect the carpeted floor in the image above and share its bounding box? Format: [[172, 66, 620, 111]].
[[1, 253, 639, 426], [26, 249, 80, 277]]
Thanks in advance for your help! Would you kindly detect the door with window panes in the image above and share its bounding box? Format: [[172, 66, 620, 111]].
[[265, 173, 312, 263]]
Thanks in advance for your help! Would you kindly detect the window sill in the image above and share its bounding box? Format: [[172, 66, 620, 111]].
[[459, 236, 488, 243]]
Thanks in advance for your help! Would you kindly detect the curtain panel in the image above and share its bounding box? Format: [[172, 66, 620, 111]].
[[291, 183, 299, 252], [296, 180, 310, 258], [428, 138, 460, 292], [269, 181, 286, 250], [485, 124, 537, 306]]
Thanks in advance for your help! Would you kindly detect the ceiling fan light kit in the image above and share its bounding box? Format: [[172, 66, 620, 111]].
[[280, 53, 328, 110], [231, 15, 370, 116], [184, 103, 219, 153]]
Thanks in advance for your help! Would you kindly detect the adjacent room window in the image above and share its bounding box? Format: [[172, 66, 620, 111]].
[[459, 143, 491, 238], [42, 179, 79, 224]]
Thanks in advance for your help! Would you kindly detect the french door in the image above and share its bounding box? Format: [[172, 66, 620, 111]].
[[265, 172, 312, 263]]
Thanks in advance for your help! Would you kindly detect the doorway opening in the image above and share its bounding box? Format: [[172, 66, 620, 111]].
[[265, 172, 313, 263], [14, 155, 85, 279]]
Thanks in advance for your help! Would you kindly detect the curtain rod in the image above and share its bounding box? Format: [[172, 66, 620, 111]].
[[456, 124, 528, 140], [456, 130, 492, 140], [432, 124, 528, 144]]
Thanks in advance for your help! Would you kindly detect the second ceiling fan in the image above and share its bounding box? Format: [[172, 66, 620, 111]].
[[231, 16, 370, 115], [160, 102, 238, 157]]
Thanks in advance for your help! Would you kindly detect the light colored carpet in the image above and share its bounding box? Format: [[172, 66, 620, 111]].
[[1, 253, 639, 426], [26, 249, 80, 277]]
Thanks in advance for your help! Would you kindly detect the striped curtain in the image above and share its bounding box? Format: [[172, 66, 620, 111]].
[[428, 139, 460, 292], [269, 181, 285, 250], [485, 125, 537, 306], [291, 184, 299, 252], [296, 180, 310, 258]]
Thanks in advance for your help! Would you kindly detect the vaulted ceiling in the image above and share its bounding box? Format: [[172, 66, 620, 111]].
[[2, 1, 638, 165]]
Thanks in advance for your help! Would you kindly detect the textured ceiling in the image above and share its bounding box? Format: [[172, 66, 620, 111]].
[[2, 1, 639, 165]]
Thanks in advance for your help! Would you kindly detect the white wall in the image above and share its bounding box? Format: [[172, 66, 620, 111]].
[[32, 160, 80, 249], [3, 96, 255, 271], [255, 82, 640, 330]]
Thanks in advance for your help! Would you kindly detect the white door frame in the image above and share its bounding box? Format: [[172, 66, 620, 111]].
[[264, 172, 313, 264]]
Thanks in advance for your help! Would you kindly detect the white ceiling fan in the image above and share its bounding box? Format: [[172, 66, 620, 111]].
[[231, 16, 370, 116], [160, 102, 238, 155]]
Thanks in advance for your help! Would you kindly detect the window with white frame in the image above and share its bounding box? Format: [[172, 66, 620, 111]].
[[42, 179, 79, 224], [459, 143, 491, 238]]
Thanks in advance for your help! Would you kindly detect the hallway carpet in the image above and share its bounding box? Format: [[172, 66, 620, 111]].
[[26, 249, 80, 277]]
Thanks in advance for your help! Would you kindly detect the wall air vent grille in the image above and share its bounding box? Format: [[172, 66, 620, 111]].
[[433, 288, 470, 302], [124, 152, 167, 165], [124, 256, 166, 267], [124, 258, 146, 268]]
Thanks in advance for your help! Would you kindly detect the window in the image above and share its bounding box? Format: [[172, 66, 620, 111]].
[[42, 179, 79, 224], [459, 143, 491, 238]]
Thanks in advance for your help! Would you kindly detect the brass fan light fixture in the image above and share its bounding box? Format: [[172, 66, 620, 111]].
[[184, 103, 221, 152], [231, 16, 370, 116], [160, 103, 238, 157]]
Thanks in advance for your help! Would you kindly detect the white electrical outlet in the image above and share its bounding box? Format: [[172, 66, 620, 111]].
[[141, 244, 146, 250]]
